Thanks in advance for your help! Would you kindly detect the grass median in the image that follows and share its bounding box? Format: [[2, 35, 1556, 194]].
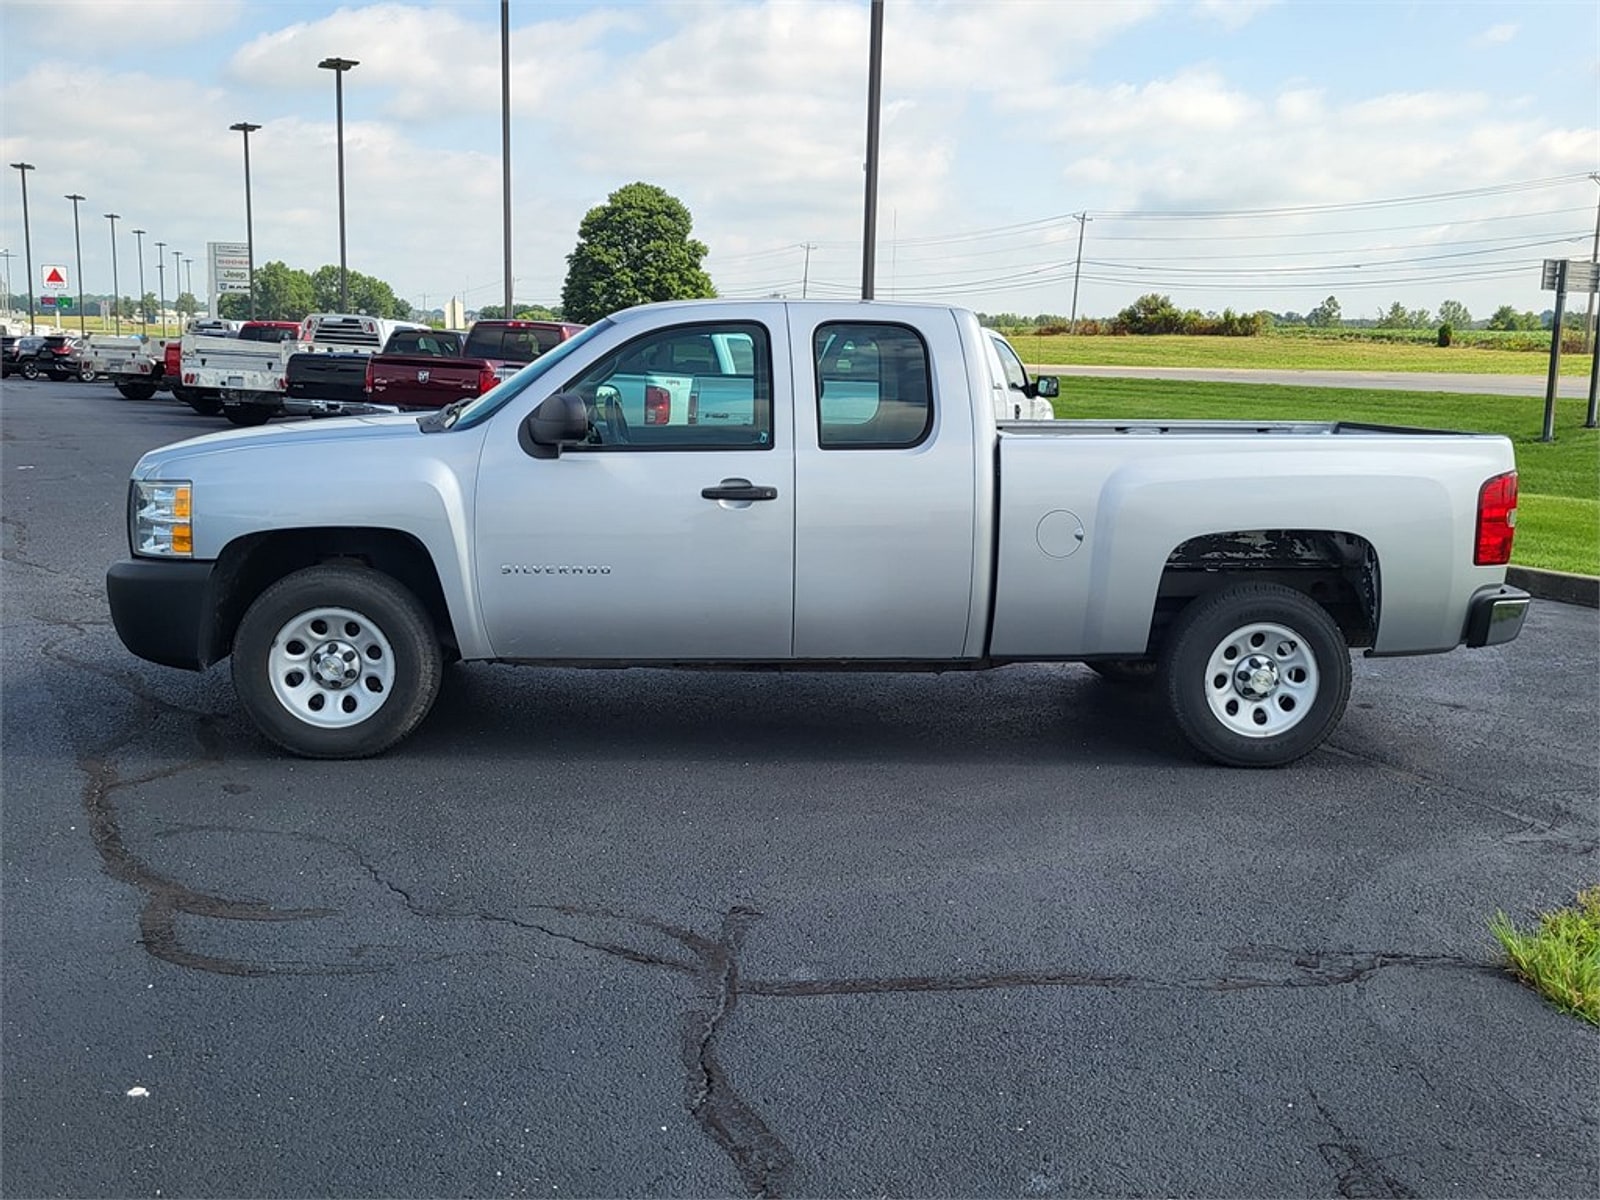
[[1046, 377, 1599, 576]]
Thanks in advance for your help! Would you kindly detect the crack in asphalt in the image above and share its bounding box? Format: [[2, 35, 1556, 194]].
[[1311, 1090, 1420, 1198]]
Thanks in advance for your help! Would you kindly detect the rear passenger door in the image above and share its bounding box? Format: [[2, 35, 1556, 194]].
[[787, 310, 979, 660]]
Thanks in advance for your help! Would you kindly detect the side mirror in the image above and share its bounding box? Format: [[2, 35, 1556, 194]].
[[520, 391, 590, 459], [1032, 375, 1059, 399]]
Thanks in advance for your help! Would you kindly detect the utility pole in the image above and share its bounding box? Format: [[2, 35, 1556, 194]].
[[860, 0, 883, 300], [12, 163, 37, 334], [132, 229, 149, 334], [1069, 212, 1091, 334], [65, 194, 87, 335], [1584, 173, 1599, 355], [800, 242, 816, 299], [500, 0, 513, 315], [104, 212, 121, 335]]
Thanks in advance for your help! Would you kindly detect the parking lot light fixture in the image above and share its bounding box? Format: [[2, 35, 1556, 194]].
[[132, 229, 148, 335], [230, 122, 261, 319], [154, 242, 167, 338], [65, 194, 87, 335], [104, 212, 121, 335], [317, 57, 359, 312], [12, 162, 37, 334], [172, 250, 181, 332]]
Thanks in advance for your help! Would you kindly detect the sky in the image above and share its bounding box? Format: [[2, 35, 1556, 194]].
[[2, 0, 1597, 322]]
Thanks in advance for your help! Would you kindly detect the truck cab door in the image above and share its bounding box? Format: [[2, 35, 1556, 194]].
[[473, 318, 795, 661], [788, 310, 980, 660]]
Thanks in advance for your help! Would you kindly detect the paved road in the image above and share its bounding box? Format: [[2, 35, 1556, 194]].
[[3, 379, 1597, 1198], [1035, 364, 1598, 399]]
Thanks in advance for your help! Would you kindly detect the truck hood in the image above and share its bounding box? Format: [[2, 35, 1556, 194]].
[[131, 414, 423, 479]]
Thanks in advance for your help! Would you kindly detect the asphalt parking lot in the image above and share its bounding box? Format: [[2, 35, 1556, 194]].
[[3, 378, 1597, 1198]]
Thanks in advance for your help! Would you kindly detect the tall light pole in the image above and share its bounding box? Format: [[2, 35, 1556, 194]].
[[132, 228, 149, 334], [860, 0, 883, 301], [65, 193, 87, 335], [500, 0, 513, 314], [1, 249, 13, 320], [230, 121, 261, 318], [318, 57, 359, 312], [154, 241, 166, 336], [12, 163, 37, 333], [184, 256, 194, 318], [172, 249, 182, 331], [104, 211, 121, 334]]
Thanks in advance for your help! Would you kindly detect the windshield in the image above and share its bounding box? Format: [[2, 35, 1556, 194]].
[[449, 319, 612, 430]]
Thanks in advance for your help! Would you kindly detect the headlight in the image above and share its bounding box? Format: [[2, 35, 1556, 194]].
[[131, 480, 193, 557]]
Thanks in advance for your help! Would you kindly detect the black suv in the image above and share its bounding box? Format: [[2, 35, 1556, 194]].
[[38, 334, 92, 381], [2, 335, 46, 379]]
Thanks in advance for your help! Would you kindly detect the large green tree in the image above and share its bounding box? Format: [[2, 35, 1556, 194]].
[[220, 260, 317, 321], [560, 182, 715, 324], [309, 265, 408, 318]]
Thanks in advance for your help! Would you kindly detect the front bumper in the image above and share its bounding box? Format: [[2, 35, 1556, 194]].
[[106, 558, 219, 671], [1464, 584, 1531, 648]]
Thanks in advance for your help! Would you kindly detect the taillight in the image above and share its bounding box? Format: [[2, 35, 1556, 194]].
[[363, 358, 375, 395], [1475, 471, 1518, 566], [478, 363, 499, 395], [687, 387, 699, 426], [644, 384, 670, 425]]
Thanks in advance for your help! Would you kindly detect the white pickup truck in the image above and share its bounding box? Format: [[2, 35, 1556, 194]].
[[178, 320, 306, 425], [105, 300, 1528, 766]]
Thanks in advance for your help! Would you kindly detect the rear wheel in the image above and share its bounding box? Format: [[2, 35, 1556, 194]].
[[77, 366, 98, 383], [1160, 583, 1351, 768], [231, 565, 443, 759], [225, 406, 272, 426], [115, 381, 159, 402]]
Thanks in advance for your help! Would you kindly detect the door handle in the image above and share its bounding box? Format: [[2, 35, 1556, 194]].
[[701, 479, 778, 502]]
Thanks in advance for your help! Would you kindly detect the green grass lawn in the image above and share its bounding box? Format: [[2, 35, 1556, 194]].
[[1012, 331, 1594, 376], [1048, 378, 1599, 576]]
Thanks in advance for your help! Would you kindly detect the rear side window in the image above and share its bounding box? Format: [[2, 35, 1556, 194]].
[[814, 323, 931, 449]]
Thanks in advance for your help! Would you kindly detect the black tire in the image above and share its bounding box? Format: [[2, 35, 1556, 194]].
[[115, 381, 159, 402], [1086, 659, 1159, 687], [78, 366, 98, 383], [231, 565, 443, 759], [20, 361, 40, 380], [224, 406, 272, 426], [1160, 583, 1351, 768], [176, 386, 224, 415]]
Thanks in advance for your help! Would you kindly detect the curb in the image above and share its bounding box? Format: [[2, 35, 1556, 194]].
[[1507, 566, 1600, 609]]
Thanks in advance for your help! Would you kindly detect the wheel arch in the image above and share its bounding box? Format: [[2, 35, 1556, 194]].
[[204, 528, 458, 665], [1145, 528, 1380, 656]]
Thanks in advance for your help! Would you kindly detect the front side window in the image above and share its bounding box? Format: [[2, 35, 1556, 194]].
[[815, 323, 931, 449], [560, 322, 773, 450]]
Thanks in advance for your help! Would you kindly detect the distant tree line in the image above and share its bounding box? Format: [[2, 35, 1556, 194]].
[[217, 262, 414, 322]]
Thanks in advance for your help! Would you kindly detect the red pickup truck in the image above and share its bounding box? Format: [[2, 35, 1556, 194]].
[[364, 319, 585, 411]]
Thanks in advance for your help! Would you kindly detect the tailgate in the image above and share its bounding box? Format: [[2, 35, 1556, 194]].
[[368, 356, 488, 409], [285, 352, 369, 401]]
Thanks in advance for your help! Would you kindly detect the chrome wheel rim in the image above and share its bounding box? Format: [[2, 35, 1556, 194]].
[[267, 605, 396, 728], [1203, 620, 1318, 738]]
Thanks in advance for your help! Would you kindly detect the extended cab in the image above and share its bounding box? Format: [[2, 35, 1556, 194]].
[[105, 300, 1529, 767], [366, 319, 584, 411]]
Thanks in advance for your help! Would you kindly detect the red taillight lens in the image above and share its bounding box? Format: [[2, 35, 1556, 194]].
[[644, 384, 670, 425], [363, 358, 375, 394], [478, 364, 499, 395], [1475, 471, 1518, 566]]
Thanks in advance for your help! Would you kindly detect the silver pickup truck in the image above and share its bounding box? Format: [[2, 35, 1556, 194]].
[[106, 300, 1528, 766]]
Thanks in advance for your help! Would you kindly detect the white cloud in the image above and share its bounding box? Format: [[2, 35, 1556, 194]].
[[3, 0, 245, 43], [1192, 0, 1280, 30], [1474, 23, 1519, 46]]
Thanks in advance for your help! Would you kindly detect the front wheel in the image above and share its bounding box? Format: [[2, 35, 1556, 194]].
[[20, 361, 40, 380], [1160, 583, 1351, 768], [231, 565, 443, 758]]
